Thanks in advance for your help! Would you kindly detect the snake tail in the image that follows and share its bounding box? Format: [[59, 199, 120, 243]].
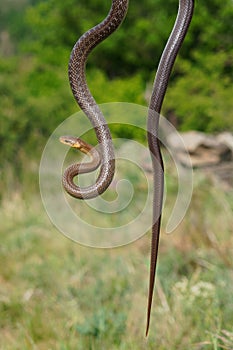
[[146, 0, 194, 336]]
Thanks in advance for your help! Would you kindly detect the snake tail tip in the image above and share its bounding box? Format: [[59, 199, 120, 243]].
[[145, 324, 149, 337]]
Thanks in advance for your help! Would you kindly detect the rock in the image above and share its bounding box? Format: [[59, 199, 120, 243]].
[[217, 132, 233, 151], [166, 130, 233, 168]]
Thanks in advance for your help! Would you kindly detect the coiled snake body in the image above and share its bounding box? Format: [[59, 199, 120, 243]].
[[60, 0, 194, 336]]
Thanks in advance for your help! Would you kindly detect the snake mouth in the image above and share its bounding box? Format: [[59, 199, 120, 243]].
[[59, 136, 81, 149]]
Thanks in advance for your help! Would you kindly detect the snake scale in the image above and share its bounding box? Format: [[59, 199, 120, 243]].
[[60, 0, 194, 336]]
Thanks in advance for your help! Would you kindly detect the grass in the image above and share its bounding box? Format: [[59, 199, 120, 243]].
[[0, 158, 233, 349]]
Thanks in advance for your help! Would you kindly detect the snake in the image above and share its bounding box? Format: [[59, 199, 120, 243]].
[[60, 0, 129, 199], [60, 0, 194, 336], [60, 136, 101, 180]]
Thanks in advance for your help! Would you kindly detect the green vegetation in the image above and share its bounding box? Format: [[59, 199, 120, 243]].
[[1, 0, 233, 172], [1, 0, 233, 348], [1, 166, 233, 349]]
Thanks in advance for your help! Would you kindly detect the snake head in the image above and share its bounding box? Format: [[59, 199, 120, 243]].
[[59, 135, 93, 154], [59, 136, 82, 149]]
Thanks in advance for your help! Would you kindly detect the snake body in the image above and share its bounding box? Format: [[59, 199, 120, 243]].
[[60, 136, 101, 176], [60, 0, 194, 336], [146, 0, 194, 335], [61, 0, 129, 199]]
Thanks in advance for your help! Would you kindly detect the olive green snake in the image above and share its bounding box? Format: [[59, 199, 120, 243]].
[[60, 0, 194, 336]]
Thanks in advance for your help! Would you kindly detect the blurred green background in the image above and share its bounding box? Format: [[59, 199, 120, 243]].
[[0, 0, 233, 349]]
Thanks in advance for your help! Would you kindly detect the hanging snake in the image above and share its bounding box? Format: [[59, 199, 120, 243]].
[[60, 0, 194, 336]]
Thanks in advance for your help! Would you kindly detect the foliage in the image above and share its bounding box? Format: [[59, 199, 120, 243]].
[[0, 0, 233, 175], [164, 49, 233, 131], [0, 166, 233, 349], [1, 2, 233, 347], [16, 0, 233, 76]]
